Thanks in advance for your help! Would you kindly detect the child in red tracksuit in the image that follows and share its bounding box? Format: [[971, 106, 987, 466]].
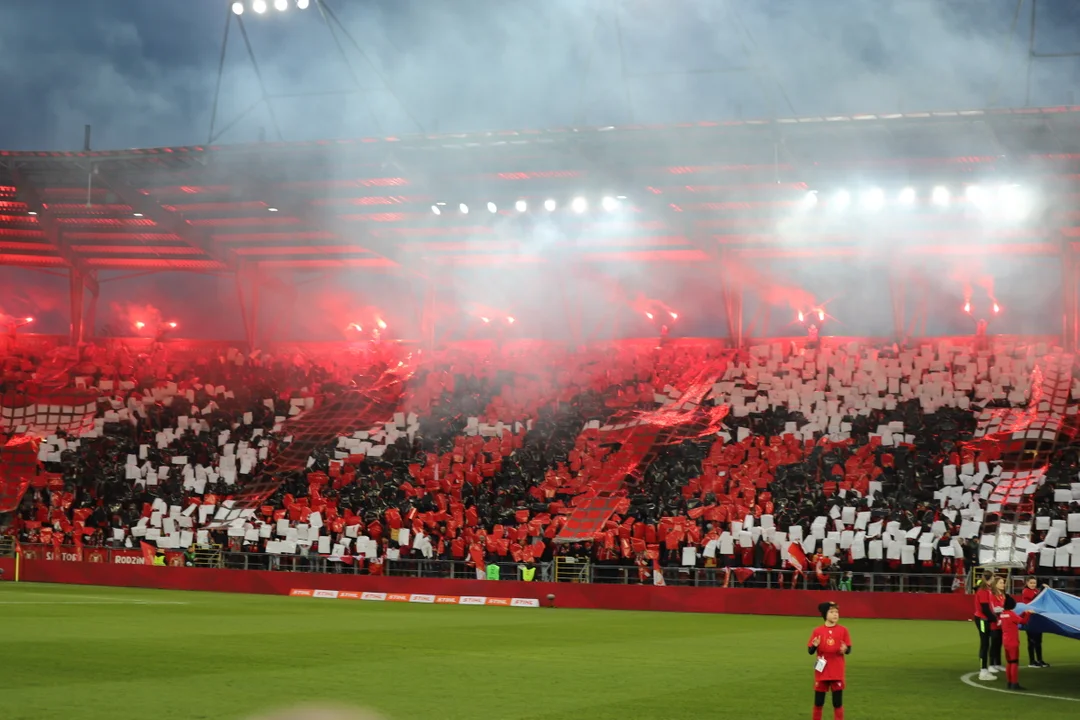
[[998, 595, 1032, 691]]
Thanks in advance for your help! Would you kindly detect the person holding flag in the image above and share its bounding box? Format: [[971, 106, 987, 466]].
[[807, 601, 852, 720], [788, 541, 809, 590], [998, 595, 1032, 691]]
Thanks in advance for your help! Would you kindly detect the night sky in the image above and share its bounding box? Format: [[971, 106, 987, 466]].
[[2, 0, 1080, 150]]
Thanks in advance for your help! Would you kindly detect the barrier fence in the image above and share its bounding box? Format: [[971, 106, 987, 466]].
[[4, 544, 1079, 595]]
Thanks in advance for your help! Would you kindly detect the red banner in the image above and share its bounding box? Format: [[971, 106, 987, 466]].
[[16, 560, 972, 621], [17, 545, 182, 566]]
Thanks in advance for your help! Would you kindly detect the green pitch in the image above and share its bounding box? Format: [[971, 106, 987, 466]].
[[1, 583, 1079, 720]]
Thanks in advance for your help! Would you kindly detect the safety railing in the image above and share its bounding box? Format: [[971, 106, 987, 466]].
[[6, 543, 1080, 594]]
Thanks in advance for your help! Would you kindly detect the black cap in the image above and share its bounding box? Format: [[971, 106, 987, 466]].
[[818, 602, 837, 620], [1004, 595, 1016, 611]]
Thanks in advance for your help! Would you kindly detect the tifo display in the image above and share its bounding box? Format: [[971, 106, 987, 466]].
[[2, 335, 1080, 587]]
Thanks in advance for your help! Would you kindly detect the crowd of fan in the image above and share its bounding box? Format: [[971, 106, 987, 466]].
[[2, 334, 1080, 588]]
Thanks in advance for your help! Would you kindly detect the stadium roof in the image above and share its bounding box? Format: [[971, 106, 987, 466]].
[[3, 105, 1080, 274]]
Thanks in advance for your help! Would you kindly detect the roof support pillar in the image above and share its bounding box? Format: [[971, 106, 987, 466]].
[[889, 270, 906, 345], [420, 279, 436, 352], [69, 268, 86, 346], [1063, 237, 1078, 354], [720, 251, 744, 349], [235, 266, 261, 351]]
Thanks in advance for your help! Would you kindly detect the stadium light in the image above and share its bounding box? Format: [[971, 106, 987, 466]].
[[252, 0, 267, 13], [965, 184, 989, 211], [274, 0, 288, 11], [860, 187, 885, 212], [931, 186, 950, 207], [134, 321, 145, 330], [297, 0, 310, 8], [602, 196, 619, 212], [376, 318, 387, 330], [431, 205, 441, 215], [487, 202, 498, 214], [506, 316, 515, 324], [168, 322, 178, 329], [133, 213, 144, 218], [998, 184, 1029, 220], [24, 317, 33, 324], [515, 199, 527, 213], [571, 197, 588, 213], [645, 311, 654, 320], [669, 311, 678, 320], [898, 187, 916, 205], [459, 203, 469, 214], [267, 207, 279, 212], [232, 2, 244, 15], [27, 211, 37, 216], [832, 189, 851, 210], [801, 190, 818, 209], [481, 317, 490, 323], [544, 199, 556, 212]]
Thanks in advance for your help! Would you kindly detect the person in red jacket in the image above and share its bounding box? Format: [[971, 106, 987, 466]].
[[998, 595, 1032, 691], [972, 571, 997, 680], [807, 601, 852, 720], [1020, 576, 1049, 668]]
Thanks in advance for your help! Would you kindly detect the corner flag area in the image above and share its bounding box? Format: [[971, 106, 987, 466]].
[[1, 584, 1078, 720]]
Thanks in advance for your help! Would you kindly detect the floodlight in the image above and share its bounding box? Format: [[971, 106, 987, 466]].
[[133, 213, 144, 218], [931, 186, 950, 206], [252, 0, 267, 13], [487, 202, 497, 214], [297, 0, 310, 8], [274, 0, 288, 11], [515, 199, 527, 212], [268, 207, 279, 212], [232, 2, 244, 15], [832, 189, 851, 209], [459, 203, 469, 214], [506, 316, 515, 324], [602, 196, 619, 212], [431, 205, 441, 215], [376, 318, 387, 330], [168, 322, 178, 329], [571, 197, 587, 213], [898, 187, 916, 205], [998, 185, 1029, 220], [801, 190, 818, 209], [24, 317, 33, 323], [860, 187, 884, 212], [965, 184, 988, 210], [135, 321, 145, 329], [544, 199, 556, 212]]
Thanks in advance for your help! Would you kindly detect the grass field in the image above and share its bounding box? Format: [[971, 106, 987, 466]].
[[1, 583, 1078, 720]]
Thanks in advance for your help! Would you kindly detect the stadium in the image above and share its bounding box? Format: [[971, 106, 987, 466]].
[[3, 1, 1080, 719]]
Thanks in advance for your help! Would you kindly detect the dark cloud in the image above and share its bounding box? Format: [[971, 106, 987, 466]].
[[0, 0, 1078, 150]]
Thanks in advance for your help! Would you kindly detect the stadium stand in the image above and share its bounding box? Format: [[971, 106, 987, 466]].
[[3, 334, 1079, 591]]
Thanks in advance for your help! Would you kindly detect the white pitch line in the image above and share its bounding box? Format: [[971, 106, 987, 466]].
[[960, 672, 1080, 702]]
